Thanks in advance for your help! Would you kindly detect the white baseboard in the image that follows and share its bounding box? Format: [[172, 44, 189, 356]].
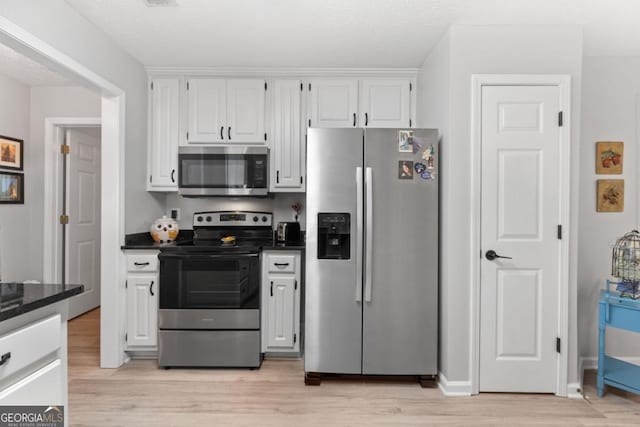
[[580, 355, 640, 372], [567, 382, 583, 399], [437, 371, 472, 396]]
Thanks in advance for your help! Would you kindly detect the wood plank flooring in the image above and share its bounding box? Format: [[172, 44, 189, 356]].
[[68, 308, 640, 426]]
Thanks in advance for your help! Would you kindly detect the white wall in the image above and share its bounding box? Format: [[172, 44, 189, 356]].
[[415, 31, 450, 373], [579, 56, 640, 361], [27, 86, 100, 281], [0, 73, 30, 281], [0, 0, 165, 234], [418, 25, 583, 388]]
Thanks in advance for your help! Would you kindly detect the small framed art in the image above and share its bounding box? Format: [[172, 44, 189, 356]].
[[0, 135, 23, 171], [0, 171, 24, 204], [596, 141, 623, 175], [597, 179, 623, 212]]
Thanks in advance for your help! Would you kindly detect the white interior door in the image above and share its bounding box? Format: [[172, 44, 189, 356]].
[[480, 85, 561, 392], [66, 127, 101, 319]]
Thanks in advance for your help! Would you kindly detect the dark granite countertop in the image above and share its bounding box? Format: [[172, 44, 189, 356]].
[[0, 283, 84, 321], [121, 230, 194, 250], [263, 242, 306, 251]]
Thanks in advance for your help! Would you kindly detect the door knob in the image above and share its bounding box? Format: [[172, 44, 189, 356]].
[[485, 250, 512, 261]]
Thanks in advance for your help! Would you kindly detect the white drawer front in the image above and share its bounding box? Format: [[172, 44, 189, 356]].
[[0, 359, 62, 405], [0, 314, 61, 382], [127, 254, 159, 272], [267, 254, 296, 273]]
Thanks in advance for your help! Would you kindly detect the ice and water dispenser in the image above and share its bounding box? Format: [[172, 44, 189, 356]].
[[317, 213, 350, 260]]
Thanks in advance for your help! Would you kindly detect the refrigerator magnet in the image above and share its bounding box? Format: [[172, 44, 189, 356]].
[[420, 171, 435, 180], [398, 130, 414, 153], [412, 136, 424, 154], [398, 160, 414, 179], [414, 162, 426, 174]]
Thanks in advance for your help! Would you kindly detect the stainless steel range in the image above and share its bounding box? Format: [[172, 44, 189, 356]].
[[158, 211, 273, 368]]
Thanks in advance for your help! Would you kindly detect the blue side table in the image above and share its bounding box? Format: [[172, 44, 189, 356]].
[[598, 283, 640, 397]]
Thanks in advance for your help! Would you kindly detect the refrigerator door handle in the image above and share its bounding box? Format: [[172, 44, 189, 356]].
[[355, 167, 363, 302], [365, 167, 373, 302]]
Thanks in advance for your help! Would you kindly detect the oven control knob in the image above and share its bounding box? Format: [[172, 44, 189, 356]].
[[206, 216, 212, 222], [262, 216, 268, 222], [197, 216, 203, 222], [253, 216, 259, 222]]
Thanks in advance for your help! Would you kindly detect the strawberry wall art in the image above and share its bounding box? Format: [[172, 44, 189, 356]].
[[596, 141, 623, 174]]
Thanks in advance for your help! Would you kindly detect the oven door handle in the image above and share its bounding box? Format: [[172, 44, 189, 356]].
[[159, 252, 259, 260]]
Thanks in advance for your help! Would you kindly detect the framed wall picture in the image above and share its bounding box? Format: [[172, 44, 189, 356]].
[[0, 171, 24, 204], [597, 179, 624, 212], [596, 141, 623, 174], [0, 135, 23, 171]]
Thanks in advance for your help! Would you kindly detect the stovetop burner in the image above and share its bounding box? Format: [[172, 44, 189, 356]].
[[161, 211, 273, 253]]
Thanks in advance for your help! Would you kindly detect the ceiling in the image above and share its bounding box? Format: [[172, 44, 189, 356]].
[[0, 43, 71, 86], [64, 0, 640, 68]]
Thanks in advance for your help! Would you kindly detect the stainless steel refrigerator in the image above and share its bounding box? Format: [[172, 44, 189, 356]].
[[305, 128, 438, 382]]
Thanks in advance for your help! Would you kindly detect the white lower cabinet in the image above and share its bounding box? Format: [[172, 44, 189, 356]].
[[125, 251, 159, 351], [262, 251, 301, 355], [0, 359, 62, 405], [0, 313, 65, 406]]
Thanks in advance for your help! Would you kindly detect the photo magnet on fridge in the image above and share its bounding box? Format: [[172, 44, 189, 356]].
[[398, 131, 414, 153], [398, 160, 414, 179]]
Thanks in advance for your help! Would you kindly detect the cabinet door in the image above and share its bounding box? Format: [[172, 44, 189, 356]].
[[149, 78, 180, 190], [359, 79, 411, 128], [271, 80, 304, 192], [227, 79, 266, 143], [309, 79, 358, 128], [126, 275, 158, 348], [266, 276, 296, 349], [0, 359, 62, 405], [186, 78, 226, 143]]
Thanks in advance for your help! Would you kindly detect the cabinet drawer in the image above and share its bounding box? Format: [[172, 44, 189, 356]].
[[0, 315, 61, 382], [127, 254, 159, 272], [0, 359, 62, 405], [267, 255, 296, 273]]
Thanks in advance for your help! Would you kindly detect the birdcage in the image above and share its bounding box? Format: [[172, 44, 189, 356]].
[[611, 230, 640, 299]]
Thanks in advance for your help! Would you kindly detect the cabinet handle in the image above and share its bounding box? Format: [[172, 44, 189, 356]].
[[276, 170, 280, 184], [134, 262, 150, 267], [149, 281, 155, 296], [365, 113, 368, 126], [270, 281, 273, 297], [228, 126, 231, 140], [0, 352, 10, 366], [171, 169, 175, 183], [274, 262, 289, 267], [220, 126, 224, 140], [353, 113, 356, 127]]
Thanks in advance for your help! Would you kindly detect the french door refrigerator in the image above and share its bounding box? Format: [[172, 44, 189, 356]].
[[305, 128, 438, 381]]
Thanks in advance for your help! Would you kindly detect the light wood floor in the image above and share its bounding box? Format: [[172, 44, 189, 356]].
[[69, 309, 640, 426]]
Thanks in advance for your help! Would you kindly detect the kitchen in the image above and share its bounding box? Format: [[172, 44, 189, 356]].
[[2, 0, 640, 425]]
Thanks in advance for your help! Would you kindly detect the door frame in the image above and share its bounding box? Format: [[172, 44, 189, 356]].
[[0, 16, 127, 368], [470, 75, 572, 396], [43, 119, 101, 307]]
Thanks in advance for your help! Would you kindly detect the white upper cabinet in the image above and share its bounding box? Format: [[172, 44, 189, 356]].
[[271, 80, 304, 192], [359, 79, 412, 128], [309, 79, 358, 128], [148, 77, 180, 190], [227, 79, 266, 143], [186, 78, 265, 144], [186, 78, 226, 143]]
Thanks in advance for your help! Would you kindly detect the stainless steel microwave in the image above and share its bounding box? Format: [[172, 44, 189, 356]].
[[178, 146, 269, 196]]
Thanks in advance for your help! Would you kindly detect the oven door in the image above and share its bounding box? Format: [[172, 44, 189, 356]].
[[159, 252, 260, 311], [178, 146, 268, 196]]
